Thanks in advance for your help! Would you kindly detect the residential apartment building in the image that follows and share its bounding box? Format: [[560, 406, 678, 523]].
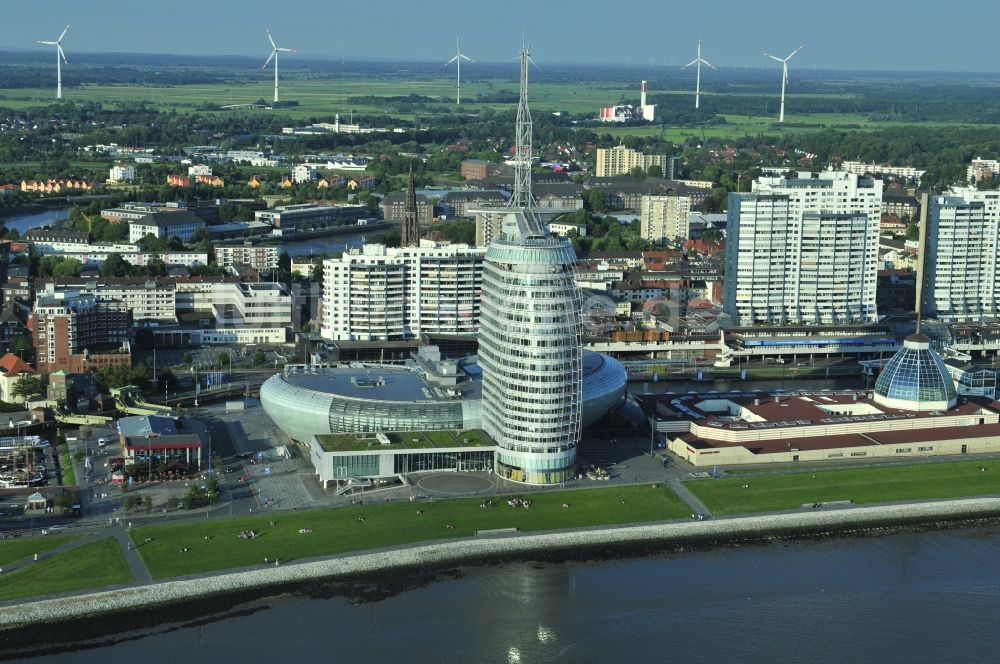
[[36, 280, 177, 323], [920, 189, 1000, 322], [321, 241, 484, 341], [292, 165, 318, 184], [967, 158, 1000, 185], [23, 229, 90, 251], [881, 192, 920, 220], [129, 211, 205, 243], [37, 247, 207, 268], [640, 194, 694, 244], [254, 204, 366, 231], [214, 243, 280, 271], [724, 171, 883, 326], [29, 290, 132, 372], [595, 145, 666, 178], [840, 160, 925, 183], [108, 163, 137, 184]]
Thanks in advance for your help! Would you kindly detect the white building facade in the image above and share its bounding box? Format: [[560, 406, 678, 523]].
[[922, 188, 1000, 322], [321, 242, 484, 341], [724, 171, 883, 326], [108, 163, 137, 184], [639, 194, 693, 244], [214, 244, 280, 270]]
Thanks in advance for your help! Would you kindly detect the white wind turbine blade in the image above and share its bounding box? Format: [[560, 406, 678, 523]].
[[459, 53, 473, 62], [277, 47, 294, 53], [57, 25, 69, 44], [445, 54, 459, 66], [702, 59, 716, 70], [785, 45, 803, 61], [682, 58, 699, 69], [266, 29, 276, 50], [262, 50, 276, 69], [58, 44, 67, 64], [37, 40, 56, 45], [764, 52, 784, 63]]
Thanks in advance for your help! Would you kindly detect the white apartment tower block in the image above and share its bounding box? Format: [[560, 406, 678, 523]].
[[640, 194, 693, 243], [321, 241, 484, 341], [921, 188, 1000, 322], [724, 171, 883, 326]]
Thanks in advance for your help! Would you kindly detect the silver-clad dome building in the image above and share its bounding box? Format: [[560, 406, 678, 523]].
[[873, 333, 957, 411], [259, 351, 626, 445]]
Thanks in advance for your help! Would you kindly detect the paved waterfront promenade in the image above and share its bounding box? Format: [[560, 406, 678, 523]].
[[2, 495, 998, 629]]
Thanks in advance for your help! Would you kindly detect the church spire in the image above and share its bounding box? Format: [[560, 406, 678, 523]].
[[402, 162, 419, 246]]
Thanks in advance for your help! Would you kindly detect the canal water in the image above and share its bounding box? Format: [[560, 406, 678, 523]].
[[628, 375, 869, 395], [0, 207, 69, 234], [10, 526, 1000, 663]]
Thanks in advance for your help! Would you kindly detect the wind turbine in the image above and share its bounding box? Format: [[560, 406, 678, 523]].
[[37, 25, 69, 100], [262, 29, 295, 104], [763, 45, 803, 123], [682, 39, 715, 110], [444, 37, 474, 105]]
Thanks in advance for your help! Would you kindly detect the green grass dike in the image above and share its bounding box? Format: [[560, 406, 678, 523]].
[[686, 460, 1000, 516], [0, 538, 132, 602], [133, 484, 690, 579]]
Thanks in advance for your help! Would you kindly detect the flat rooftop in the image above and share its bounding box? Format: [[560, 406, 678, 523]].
[[316, 429, 495, 452], [654, 390, 997, 433], [283, 364, 473, 402]]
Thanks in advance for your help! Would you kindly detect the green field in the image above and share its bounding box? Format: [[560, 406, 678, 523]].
[[133, 484, 689, 578], [0, 534, 79, 568], [686, 460, 1000, 516], [0, 537, 131, 601]]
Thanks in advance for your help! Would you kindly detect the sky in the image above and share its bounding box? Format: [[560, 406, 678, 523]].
[[1, 0, 998, 73]]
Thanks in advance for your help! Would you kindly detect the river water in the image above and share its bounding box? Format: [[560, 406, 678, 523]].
[[0, 207, 69, 234], [11, 526, 1000, 663]]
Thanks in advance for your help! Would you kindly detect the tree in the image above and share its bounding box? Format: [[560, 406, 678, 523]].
[[647, 164, 665, 178], [11, 374, 42, 402], [217, 352, 229, 369], [311, 263, 324, 283], [905, 223, 919, 241], [584, 189, 606, 212], [12, 335, 32, 357], [101, 253, 132, 277], [181, 352, 193, 365], [252, 351, 266, 367], [144, 256, 167, 276]]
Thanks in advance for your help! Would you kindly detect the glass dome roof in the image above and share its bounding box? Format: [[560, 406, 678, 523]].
[[873, 333, 957, 411]]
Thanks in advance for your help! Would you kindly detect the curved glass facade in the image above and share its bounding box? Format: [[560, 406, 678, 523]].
[[479, 214, 584, 485], [873, 334, 957, 411]]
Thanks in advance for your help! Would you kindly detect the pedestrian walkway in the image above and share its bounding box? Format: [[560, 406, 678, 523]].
[[112, 526, 152, 583], [667, 478, 712, 517]]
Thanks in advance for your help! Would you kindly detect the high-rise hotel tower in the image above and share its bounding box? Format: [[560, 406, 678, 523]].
[[477, 45, 584, 484]]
